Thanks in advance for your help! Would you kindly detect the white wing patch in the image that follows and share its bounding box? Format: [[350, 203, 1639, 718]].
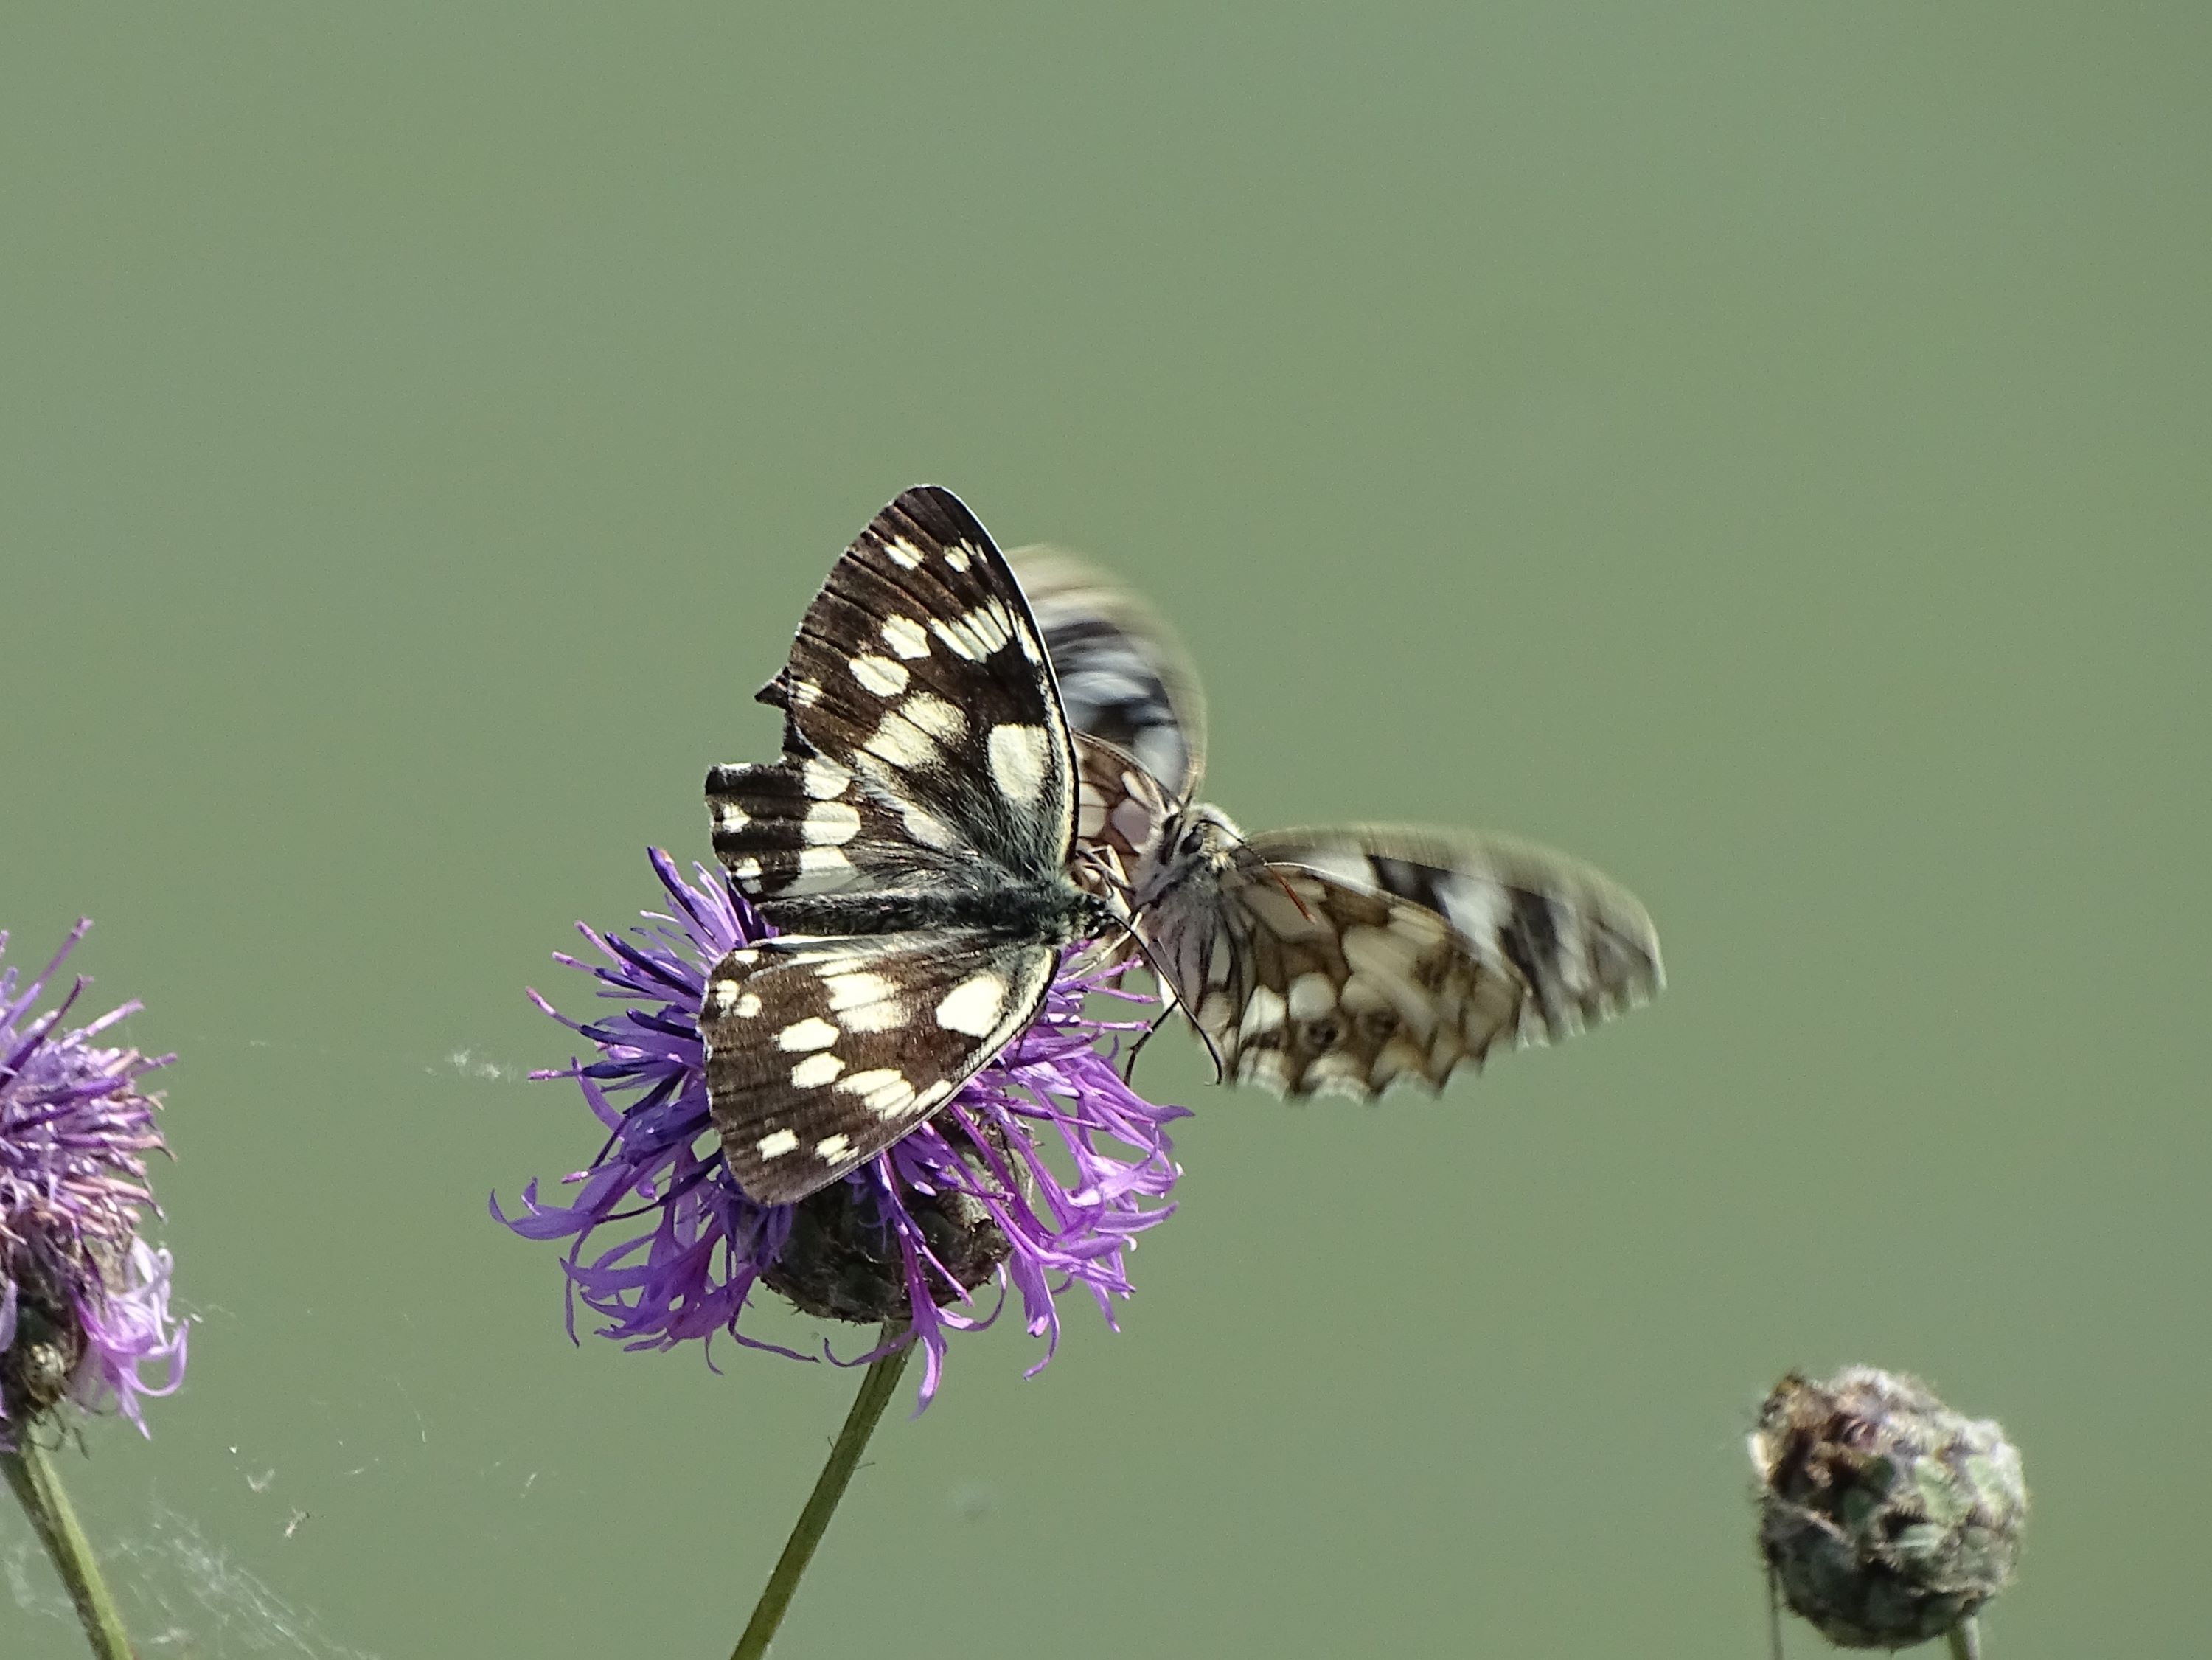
[[987, 723, 1049, 804], [879, 615, 931, 659], [935, 972, 1009, 1035]]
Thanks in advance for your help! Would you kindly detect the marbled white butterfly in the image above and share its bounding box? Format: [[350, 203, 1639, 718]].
[[700, 487, 1119, 1206], [1012, 546, 1664, 1098]]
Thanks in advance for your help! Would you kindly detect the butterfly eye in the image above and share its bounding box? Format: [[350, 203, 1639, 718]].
[[1178, 824, 1209, 858]]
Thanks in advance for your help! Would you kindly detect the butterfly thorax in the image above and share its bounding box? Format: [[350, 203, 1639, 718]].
[[760, 877, 1119, 946]]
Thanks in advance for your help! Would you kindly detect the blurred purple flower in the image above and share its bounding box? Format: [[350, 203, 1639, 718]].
[[0, 922, 187, 1445], [496, 850, 1186, 1407]]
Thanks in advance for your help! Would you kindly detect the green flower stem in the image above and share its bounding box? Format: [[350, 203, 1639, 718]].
[[730, 1321, 914, 1660], [1947, 1617, 1983, 1660], [1, 1438, 135, 1660]]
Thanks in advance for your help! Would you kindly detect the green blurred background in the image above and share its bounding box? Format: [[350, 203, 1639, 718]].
[[3, 6, 2205, 1656]]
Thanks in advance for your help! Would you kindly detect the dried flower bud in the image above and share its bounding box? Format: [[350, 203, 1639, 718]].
[[1750, 1366, 2025, 1650]]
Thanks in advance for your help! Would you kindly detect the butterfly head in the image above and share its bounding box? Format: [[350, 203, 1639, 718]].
[[1130, 803, 1248, 909]]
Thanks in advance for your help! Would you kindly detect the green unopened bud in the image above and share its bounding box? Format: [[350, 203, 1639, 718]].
[[1750, 1367, 2026, 1651]]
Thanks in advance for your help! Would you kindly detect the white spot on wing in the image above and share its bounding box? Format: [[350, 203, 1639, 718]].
[[776, 1017, 840, 1052], [964, 601, 1013, 653], [849, 653, 910, 696], [790, 1052, 844, 1088], [935, 972, 1008, 1036], [900, 693, 966, 741], [838, 1067, 917, 1119], [757, 1128, 800, 1159], [863, 709, 942, 771], [882, 537, 925, 570], [712, 800, 749, 831], [709, 982, 762, 1019], [1239, 985, 1287, 1038], [803, 801, 862, 845], [931, 617, 983, 660], [987, 723, 1049, 804], [902, 804, 959, 850], [1287, 972, 1337, 1020], [801, 757, 850, 799], [822, 970, 894, 1011], [814, 1133, 852, 1161], [943, 544, 973, 572], [880, 615, 931, 659], [798, 845, 852, 877], [726, 856, 762, 881]]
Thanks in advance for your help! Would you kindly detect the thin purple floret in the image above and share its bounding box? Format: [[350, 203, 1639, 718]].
[[0, 923, 187, 1445]]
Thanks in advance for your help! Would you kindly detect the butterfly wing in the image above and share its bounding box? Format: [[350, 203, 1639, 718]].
[[709, 486, 1081, 918], [1147, 857, 1529, 1099], [1009, 546, 1208, 808], [1069, 734, 1183, 893], [703, 931, 1059, 1204], [1249, 826, 1663, 1045]]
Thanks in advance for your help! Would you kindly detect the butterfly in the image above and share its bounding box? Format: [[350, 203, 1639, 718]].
[[1010, 545, 1664, 1098], [699, 487, 1120, 1206]]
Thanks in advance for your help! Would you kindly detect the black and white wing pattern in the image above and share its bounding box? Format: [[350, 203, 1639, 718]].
[[1132, 821, 1663, 1100], [1008, 545, 1206, 808], [700, 487, 1108, 1205], [1012, 550, 1664, 1100], [1248, 828, 1663, 1048]]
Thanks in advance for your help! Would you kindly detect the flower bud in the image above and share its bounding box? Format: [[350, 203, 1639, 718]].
[[1750, 1366, 2025, 1650], [762, 1175, 1010, 1324]]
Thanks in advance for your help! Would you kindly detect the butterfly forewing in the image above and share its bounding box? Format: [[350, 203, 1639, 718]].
[[766, 489, 1077, 888], [701, 486, 1102, 1206], [702, 933, 1058, 1204]]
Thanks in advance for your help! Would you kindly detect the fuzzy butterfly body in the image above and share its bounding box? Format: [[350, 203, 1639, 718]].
[[1010, 548, 1664, 1099], [700, 488, 1117, 1205]]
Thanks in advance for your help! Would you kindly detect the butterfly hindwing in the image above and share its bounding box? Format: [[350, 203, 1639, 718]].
[[1149, 857, 1529, 1098], [702, 932, 1059, 1204], [706, 751, 952, 902], [1248, 827, 1664, 1045]]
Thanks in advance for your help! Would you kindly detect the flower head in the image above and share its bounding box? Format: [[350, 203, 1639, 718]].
[[497, 850, 1186, 1407], [0, 922, 187, 1445], [1750, 1365, 2027, 1650]]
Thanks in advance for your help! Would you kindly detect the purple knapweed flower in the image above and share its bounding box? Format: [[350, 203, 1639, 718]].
[[496, 850, 1186, 1407], [0, 922, 187, 1445]]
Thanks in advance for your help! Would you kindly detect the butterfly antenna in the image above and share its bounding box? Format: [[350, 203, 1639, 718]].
[[1228, 833, 1315, 923]]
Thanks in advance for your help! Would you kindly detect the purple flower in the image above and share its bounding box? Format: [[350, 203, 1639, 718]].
[[497, 851, 1186, 1407], [0, 922, 187, 1445]]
